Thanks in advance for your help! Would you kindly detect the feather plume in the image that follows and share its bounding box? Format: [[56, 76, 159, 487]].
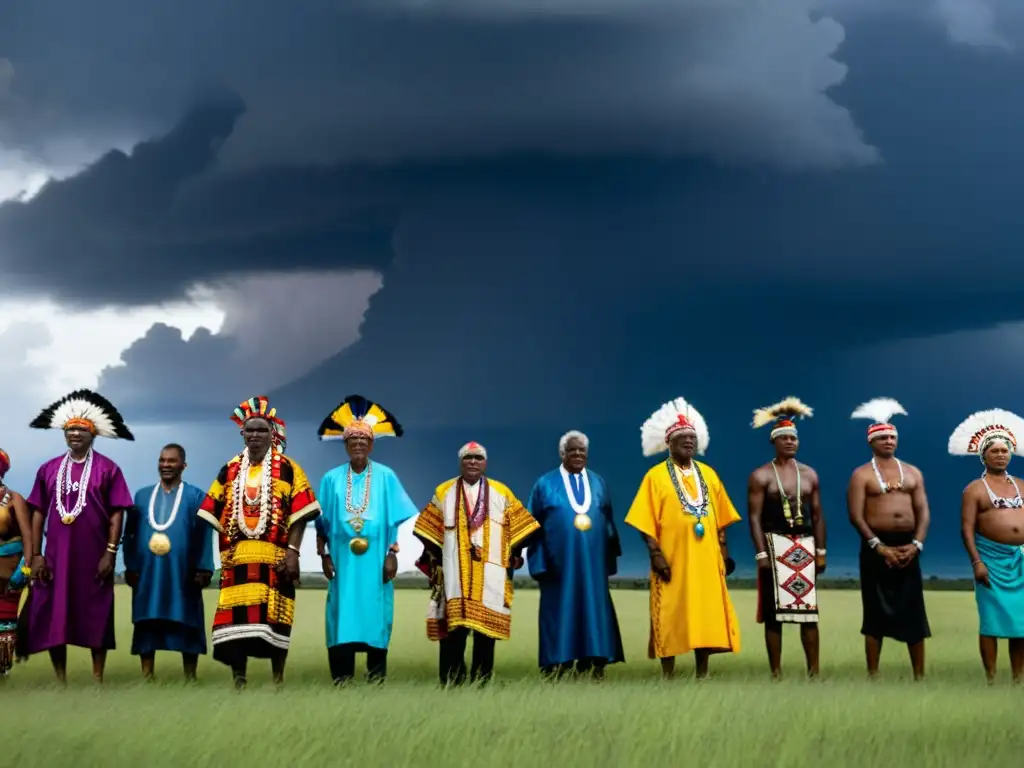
[[640, 396, 709, 457], [751, 396, 814, 429], [318, 394, 404, 441], [948, 408, 1024, 457], [29, 389, 134, 440], [851, 397, 907, 424]]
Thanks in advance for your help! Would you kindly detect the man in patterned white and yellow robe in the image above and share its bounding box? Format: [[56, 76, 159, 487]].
[[414, 441, 539, 685]]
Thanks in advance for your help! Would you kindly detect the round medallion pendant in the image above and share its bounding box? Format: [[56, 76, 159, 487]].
[[349, 537, 370, 556], [694, 522, 705, 538], [61, 515, 76, 525], [573, 513, 592, 532], [149, 532, 172, 556]]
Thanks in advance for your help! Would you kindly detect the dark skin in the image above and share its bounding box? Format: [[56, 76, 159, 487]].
[[232, 418, 305, 687], [28, 427, 125, 683], [640, 431, 731, 680], [847, 433, 931, 680], [125, 446, 212, 681], [960, 441, 1024, 684], [0, 482, 32, 587], [318, 434, 399, 584], [747, 432, 826, 679]]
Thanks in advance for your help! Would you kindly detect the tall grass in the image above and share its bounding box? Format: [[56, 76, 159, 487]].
[[5, 588, 1023, 767]]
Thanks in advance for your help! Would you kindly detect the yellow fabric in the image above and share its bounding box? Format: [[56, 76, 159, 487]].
[[624, 460, 742, 658], [414, 477, 540, 641]]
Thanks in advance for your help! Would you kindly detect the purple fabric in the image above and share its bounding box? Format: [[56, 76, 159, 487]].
[[24, 451, 134, 652]]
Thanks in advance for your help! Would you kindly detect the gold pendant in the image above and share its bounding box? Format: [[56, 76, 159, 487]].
[[349, 537, 369, 556], [573, 513, 592, 532], [148, 532, 172, 556], [61, 514, 75, 525]]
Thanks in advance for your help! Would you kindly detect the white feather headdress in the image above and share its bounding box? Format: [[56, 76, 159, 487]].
[[752, 396, 813, 440], [641, 396, 709, 457], [851, 397, 907, 442], [948, 408, 1024, 460], [29, 389, 134, 441]]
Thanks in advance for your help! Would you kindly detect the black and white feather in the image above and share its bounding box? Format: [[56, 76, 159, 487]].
[[29, 389, 135, 441]]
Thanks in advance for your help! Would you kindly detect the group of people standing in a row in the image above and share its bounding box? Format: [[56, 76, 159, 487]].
[[0, 390, 1022, 687]]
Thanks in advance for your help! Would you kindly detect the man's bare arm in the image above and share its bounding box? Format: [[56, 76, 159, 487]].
[[30, 505, 44, 557], [960, 486, 982, 566], [846, 470, 876, 542], [910, 466, 931, 543], [809, 471, 826, 553], [747, 471, 768, 555], [641, 533, 661, 554]]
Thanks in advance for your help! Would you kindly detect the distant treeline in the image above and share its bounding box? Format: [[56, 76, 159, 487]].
[[112, 572, 977, 591]]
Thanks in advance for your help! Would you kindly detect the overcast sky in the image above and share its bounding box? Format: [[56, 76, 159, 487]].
[[1, 0, 1022, 575]]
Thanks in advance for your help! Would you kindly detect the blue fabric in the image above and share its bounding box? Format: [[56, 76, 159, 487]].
[[131, 619, 207, 656], [316, 461, 418, 649], [975, 533, 1024, 639], [527, 468, 625, 668], [0, 540, 22, 557], [122, 482, 214, 652], [7, 555, 27, 591]]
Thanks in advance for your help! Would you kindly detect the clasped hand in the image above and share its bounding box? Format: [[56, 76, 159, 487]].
[[878, 544, 918, 568]]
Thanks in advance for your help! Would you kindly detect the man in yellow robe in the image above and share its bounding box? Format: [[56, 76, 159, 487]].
[[414, 441, 540, 685], [625, 396, 741, 679]]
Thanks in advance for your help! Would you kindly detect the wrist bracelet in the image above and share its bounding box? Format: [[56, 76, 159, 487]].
[[971, 559, 982, 567], [816, 549, 826, 556], [867, 537, 881, 549], [287, 544, 300, 554], [912, 539, 923, 551], [105, 543, 118, 554], [754, 551, 768, 561]]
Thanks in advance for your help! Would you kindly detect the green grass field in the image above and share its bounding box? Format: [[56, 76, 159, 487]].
[[5, 587, 1023, 767]]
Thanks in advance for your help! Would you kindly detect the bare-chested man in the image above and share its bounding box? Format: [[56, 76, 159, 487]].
[[847, 397, 930, 680], [950, 408, 1024, 683], [748, 397, 825, 679]]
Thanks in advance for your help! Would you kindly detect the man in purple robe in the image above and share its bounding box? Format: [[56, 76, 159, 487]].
[[24, 389, 135, 683]]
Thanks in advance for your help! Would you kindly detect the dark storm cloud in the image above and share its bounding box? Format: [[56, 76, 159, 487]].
[[0, 0, 876, 171], [0, 97, 394, 305]]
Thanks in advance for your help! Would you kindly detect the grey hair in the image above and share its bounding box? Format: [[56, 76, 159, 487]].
[[558, 430, 590, 457]]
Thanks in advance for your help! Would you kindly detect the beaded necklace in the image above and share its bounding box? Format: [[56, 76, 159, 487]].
[[665, 458, 710, 538], [345, 461, 373, 534], [871, 456, 904, 494], [771, 459, 803, 526]]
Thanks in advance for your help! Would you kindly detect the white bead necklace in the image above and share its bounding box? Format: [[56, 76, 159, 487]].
[[559, 465, 592, 516], [148, 482, 185, 533], [233, 448, 273, 539], [871, 456, 904, 494], [56, 450, 93, 524]]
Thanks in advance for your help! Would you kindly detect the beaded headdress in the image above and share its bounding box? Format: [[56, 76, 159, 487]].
[[752, 397, 813, 442], [0, 448, 9, 478], [231, 395, 278, 427], [317, 395, 403, 442], [29, 389, 135, 440], [851, 397, 907, 442], [948, 408, 1024, 463], [459, 441, 487, 460], [641, 396, 709, 457]]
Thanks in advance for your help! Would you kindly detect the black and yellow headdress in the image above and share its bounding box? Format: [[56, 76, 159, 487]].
[[317, 395, 403, 442]]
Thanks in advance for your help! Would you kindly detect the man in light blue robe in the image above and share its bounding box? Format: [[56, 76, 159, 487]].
[[315, 395, 418, 684], [123, 443, 215, 680], [527, 430, 624, 679]]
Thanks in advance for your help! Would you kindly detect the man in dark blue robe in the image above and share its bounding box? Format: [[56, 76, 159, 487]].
[[123, 443, 214, 680], [527, 431, 624, 679]]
